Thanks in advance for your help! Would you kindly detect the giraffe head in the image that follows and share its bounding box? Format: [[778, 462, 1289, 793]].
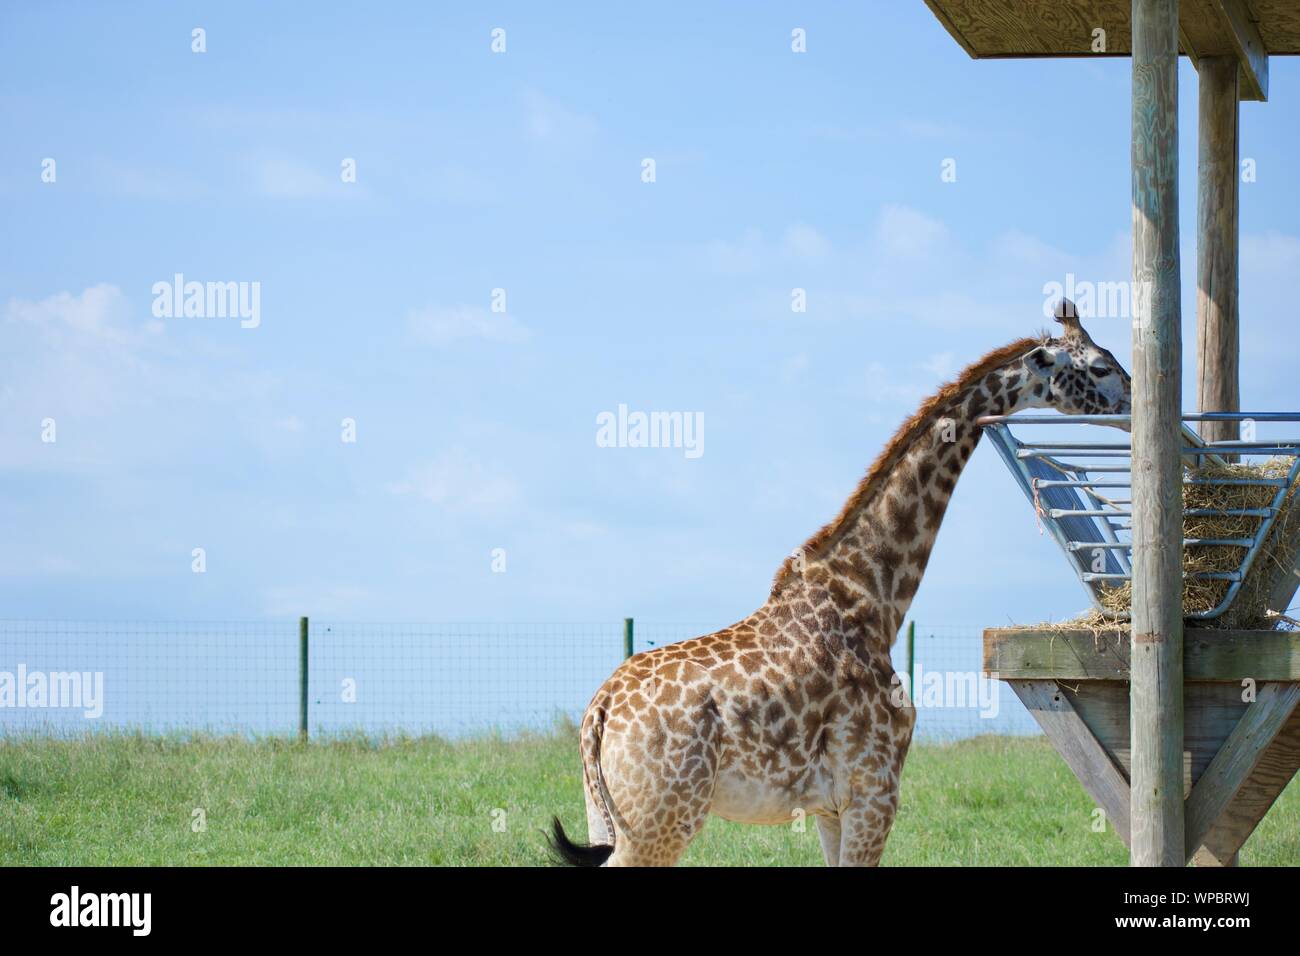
[[1020, 299, 1131, 416]]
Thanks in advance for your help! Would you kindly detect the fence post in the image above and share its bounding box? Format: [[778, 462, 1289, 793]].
[[906, 620, 915, 699], [623, 617, 634, 659], [298, 616, 309, 741]]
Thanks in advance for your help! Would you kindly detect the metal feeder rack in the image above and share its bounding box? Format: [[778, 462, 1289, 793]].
[[978, 412, 1300, 620]]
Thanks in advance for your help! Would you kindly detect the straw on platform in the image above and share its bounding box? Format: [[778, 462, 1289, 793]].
[[1089, 458, 1298, 628]]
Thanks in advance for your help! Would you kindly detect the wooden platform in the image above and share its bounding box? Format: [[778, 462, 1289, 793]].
[[984, 627, 1300, 864]]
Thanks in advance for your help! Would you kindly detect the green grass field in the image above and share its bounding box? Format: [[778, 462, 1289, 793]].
[[1, 729, 1296, 866]]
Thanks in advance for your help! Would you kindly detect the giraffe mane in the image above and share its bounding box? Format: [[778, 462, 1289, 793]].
[[769, 334, 1046, 596]]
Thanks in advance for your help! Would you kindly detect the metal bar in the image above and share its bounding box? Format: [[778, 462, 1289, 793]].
[[906, 621, 915, 700], [1053, 507, 1273, 519], [1020, 442, 1137, 450], [1021, 444, 1300, 455], [985, 424, 1103, 610], [1185, 412, 1300, 421], [1020, 450, 1134, 459], [623, 617, 635, 659], [1036, 479, 1133, 488], [1067, 538, 1253, 549], [978, 411, 1300, 425], [1081, 571, 1243, 582], [1185, 477, 1289, 486], [298, 616, 309, 741]]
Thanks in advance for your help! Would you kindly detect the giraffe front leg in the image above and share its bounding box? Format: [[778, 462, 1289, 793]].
[[815, 815, 841, 867], [836, 790, 901, 867]]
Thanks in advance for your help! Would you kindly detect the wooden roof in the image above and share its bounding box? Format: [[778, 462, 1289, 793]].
[[924, 0, 1300, 57]]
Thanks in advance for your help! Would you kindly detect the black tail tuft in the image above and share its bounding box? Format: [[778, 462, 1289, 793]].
[[546, 817, 613, 867]]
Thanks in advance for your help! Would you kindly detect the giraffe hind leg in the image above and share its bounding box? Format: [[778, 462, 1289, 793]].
[[604, 806, 709, 867]]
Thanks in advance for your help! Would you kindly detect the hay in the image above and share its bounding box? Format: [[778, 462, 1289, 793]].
[[1089, 457, 1299, 628]]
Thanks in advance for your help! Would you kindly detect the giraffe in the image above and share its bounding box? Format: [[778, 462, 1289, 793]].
[[550, 304, 1131, 866]]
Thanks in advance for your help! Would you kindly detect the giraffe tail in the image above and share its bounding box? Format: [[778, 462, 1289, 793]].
[[547, 704, 615, 867], [547, 817, 612, 867]]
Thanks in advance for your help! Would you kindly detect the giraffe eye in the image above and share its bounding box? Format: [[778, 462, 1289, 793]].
[[1089, 361, 1110, 376]]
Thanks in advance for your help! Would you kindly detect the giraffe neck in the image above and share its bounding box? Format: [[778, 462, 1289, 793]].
[[768, 338, 1043, 652]]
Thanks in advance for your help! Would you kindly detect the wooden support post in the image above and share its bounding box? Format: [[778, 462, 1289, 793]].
[[1196, 55, 1240, 450], [1129, 0, 1186, 867], [1211, 0, 1269, 102]]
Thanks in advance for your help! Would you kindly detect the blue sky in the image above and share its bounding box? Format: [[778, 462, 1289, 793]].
[[3, 2, 1299, 628]]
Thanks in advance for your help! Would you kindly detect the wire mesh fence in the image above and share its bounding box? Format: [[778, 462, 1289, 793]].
[[0, 619, 1039, 741]]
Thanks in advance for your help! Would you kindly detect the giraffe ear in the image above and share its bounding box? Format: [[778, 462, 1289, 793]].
[[1054, 299, 1090, 341], [1025, 344, 1069, 381]]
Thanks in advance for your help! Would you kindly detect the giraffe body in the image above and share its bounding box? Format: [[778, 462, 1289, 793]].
[[552, 308, 1130, 866]]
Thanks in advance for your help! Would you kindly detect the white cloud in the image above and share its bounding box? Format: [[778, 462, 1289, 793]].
[[523, 89, 598, 145], [703, 228, 764, 274], [873, 203, 948, 258], [262, 584, 372, 618], [408, 305, 531, 346], [409, 165, 501, 204], [253, 156, 341, 199], [857, 360, 928, 409], [920, 351, 956, 380], [386, 449, 520, 515], [1242, 231, 1300, 273], [779, 352, 811, 383], [783, 224, 831, 260], [701, 224, 829, 275], [6, 283, 128, 340], [91, 160, 207, 201]]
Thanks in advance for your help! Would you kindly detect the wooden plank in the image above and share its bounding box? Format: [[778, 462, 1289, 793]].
[[1258, 492, 1300, 624], [1130, 0, 1186, 867], [1264, 548, 1300, 625], [1211, 0, 1269, 100], [922, 0, 1300, 56], [1184, 682, 1300, 859], [983, 628, 1300, 681], [1251, 0, 1300, 54], [923, 0, 1118, 56], [1192, 702, 1300, 862], [1067, 681, 1249, 790], [1010, 680, 1132, 846], [1195, 55, 1240, 449], [1179, 22, 1201, 68], [923, 0, 980, 58]]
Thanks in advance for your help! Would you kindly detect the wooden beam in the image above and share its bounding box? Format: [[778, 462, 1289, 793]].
[[1259, 492, 1300, 619], [1212, 0, 1269, 101], [1010, 680, 1133, 847], [1192, 702, 1300, 863], [1184, 682, 1300, 860], [1195, 55, 1241, 450], [1179, 23, 1200, 70], [1130, 0, 1186, 868], [923, 0, 980, 59], [983, 628, 1300, 682]]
